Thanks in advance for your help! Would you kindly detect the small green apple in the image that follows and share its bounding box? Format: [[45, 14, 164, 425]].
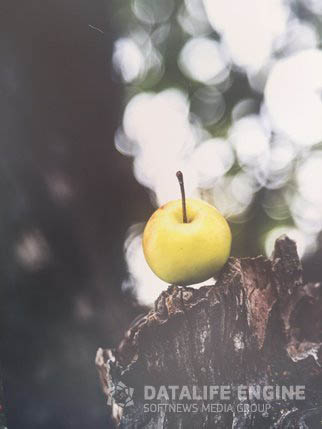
[[143, 172, 231, 285]]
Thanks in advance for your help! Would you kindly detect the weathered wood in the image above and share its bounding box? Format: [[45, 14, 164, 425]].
[[96, 236, 322, 428]]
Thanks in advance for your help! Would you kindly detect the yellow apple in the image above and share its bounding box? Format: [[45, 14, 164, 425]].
[[143, 198, 231, 285]]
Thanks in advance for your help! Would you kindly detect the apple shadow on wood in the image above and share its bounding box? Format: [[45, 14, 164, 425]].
[[96, 235, 322, 428]]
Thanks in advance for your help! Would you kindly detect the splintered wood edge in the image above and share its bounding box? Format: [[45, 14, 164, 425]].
[[95, 348, 123, 426]]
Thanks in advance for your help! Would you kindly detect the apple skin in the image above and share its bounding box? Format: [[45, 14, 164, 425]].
[[143, 198, 231, 285]]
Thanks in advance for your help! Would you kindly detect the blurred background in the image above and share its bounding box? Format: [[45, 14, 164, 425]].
[[1, 0, 322, 427]]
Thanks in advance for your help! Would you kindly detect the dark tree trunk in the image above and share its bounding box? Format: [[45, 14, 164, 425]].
[[96, 236, 322, 428], [0, 366, 6, 429]]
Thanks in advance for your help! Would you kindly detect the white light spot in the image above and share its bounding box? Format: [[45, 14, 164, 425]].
[[203, 0, 289, 72], [207, 174, 256, 220], [269, 138, 296, 172], [262, 190, 290, 221], [296, 152, 322, 208], [230, 172, 256, 207], [191, 138, 234, 187], [123, 227, 168, 306], [232, 99, 258, 122], [132, 0, 175, 25], [46, 174, 73, 201], [185, 0, 208, 22], [291, 195, 322, 234], [113, 38, 145, 83], [178, 7, 212, 37], [191, 86, 226, 126], [265, 49, 322, 146], [291, 152, 322, 234], [15, 230, 51, 271], [275, 19, 318, 56], [114, 127, 138, 157], [74, 295, 94, 322], [300, 0, 322, 15], [229, 115, 270, 169], [123, 89, 200, 205], [178, 37, 229, 84]]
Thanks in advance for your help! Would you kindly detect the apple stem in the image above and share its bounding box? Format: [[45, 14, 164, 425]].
[[176, 171, 188, 223]]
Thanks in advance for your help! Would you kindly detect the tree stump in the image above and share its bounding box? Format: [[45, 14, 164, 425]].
[[96, 236, 322, 428]]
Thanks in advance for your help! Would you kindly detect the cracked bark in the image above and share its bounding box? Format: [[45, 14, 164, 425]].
[[96, 236, 322, 428]]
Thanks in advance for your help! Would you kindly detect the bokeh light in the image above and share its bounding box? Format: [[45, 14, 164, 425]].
[[132, 0, 175, 25], [191, 87, 226, 126], [122, 89, 199, 204], [178, 37, 230, 84], [265, 49, 322, 146], [191, 138, 234, 187], [112, 0, 322, 305], [203, 0, 289, 72], [15, 229, 51, 271], [230, 115, 270, 171], [178, 0, 211, 36], [123, 225, 168, 305], [301, 0, 322, 15], [113, 38, 145, 83]]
